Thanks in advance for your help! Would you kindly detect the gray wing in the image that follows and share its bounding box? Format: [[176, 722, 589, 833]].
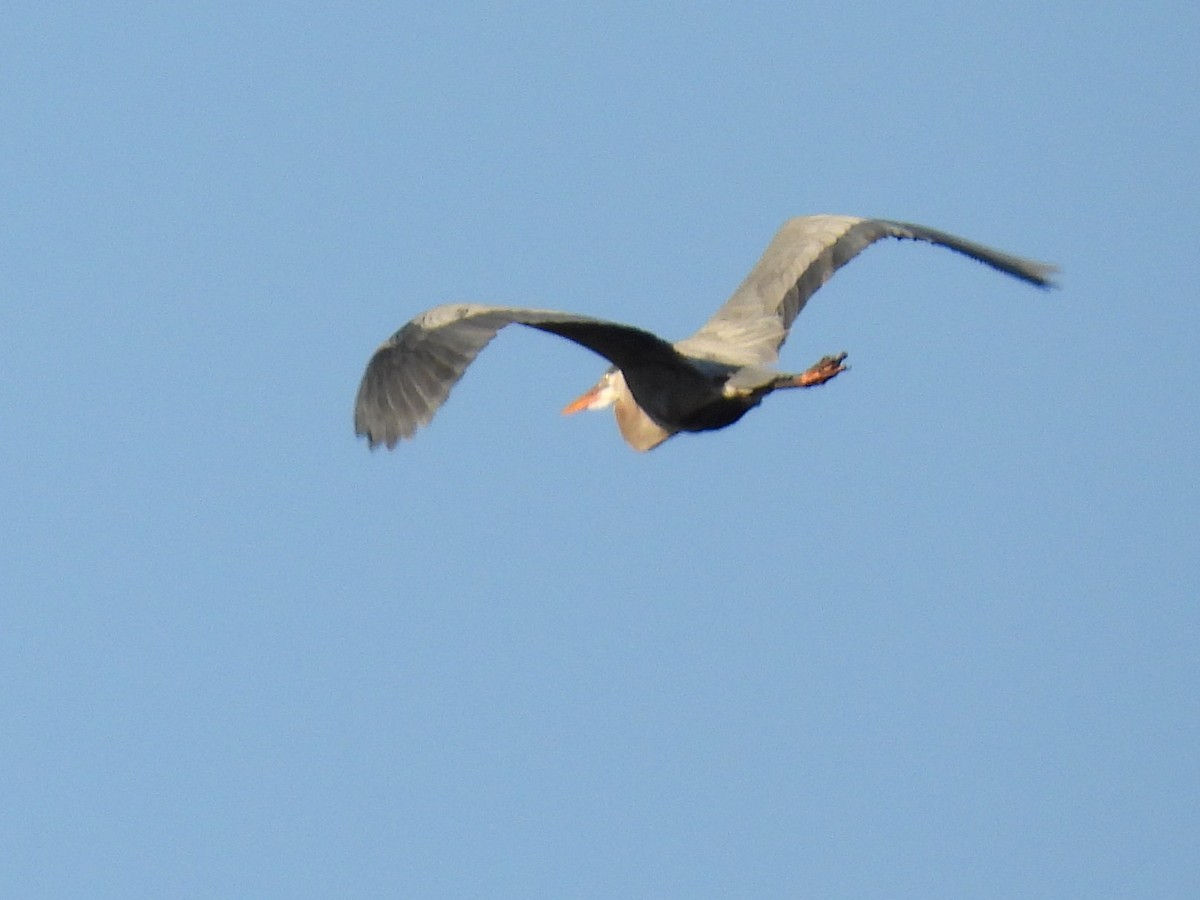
[[674, 215, 1058, 366], [354, 303, 684, 448]]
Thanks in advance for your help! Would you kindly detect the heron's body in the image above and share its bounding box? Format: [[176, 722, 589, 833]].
[[354, 215, 1056, 452]]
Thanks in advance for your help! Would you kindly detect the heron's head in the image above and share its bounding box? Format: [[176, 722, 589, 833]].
[[562, 367, 622, 415]]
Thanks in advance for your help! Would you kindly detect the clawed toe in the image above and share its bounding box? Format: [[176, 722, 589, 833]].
[[794, 352, 849, 388]]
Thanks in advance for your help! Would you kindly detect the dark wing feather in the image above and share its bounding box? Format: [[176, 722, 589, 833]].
[[674, 215, 1058, 366], [354, 303, 684, 448]]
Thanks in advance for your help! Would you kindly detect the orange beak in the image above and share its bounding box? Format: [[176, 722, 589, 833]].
[[561, 385, 602, 415]]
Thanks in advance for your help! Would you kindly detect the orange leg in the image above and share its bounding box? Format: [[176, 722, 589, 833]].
[[791, 352, 849, 388]]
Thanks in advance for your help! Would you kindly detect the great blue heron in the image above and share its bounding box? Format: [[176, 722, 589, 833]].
[[354, 214, 1055, 452]]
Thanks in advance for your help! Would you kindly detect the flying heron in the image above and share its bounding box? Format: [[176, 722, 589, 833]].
[[354, 214, 1055, 452]]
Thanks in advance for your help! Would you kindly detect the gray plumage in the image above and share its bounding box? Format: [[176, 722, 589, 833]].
[[354, 214, 1056, 451]]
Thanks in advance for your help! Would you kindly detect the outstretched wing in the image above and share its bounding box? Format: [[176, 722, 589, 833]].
[[353, 303, 684, 448], [674, 215, 1058, 366]]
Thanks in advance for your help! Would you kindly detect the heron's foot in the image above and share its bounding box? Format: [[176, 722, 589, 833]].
[[794, 352, 849, 388]]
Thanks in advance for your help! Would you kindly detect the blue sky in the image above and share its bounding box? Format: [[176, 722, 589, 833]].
[[3, 2, 1197, 897]]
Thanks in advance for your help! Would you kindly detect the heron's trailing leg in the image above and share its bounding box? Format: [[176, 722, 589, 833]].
[[786, 352, 848, 388]]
